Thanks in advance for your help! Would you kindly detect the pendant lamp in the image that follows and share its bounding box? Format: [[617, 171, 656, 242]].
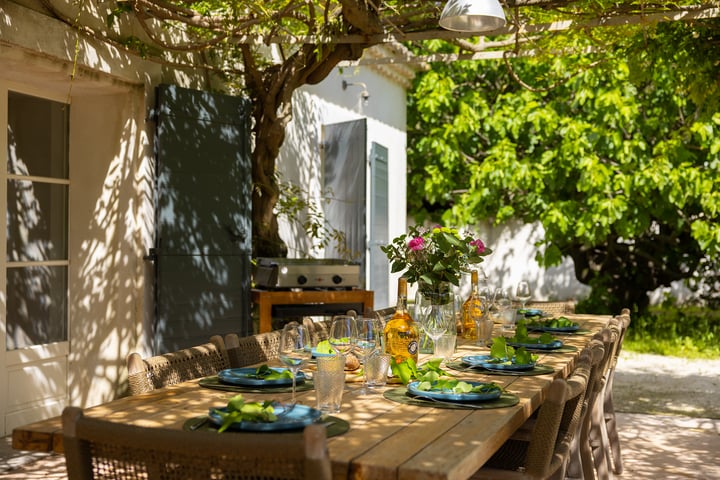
[[439, 0, 506, 32]]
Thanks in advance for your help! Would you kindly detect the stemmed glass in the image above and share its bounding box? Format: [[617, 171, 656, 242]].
[[279, 322, 312, 402], [420, 304, 453, 357], [329, 315, 357, 357], [516, 280, 532, 310], [354, 316, 381, 394]]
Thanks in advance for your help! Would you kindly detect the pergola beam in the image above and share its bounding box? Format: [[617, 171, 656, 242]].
[[228, 3, 718, 46], [337, 5, 720, 66]]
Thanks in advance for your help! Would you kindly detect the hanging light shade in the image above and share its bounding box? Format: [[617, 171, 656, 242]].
[[439, 0, 506, 32]]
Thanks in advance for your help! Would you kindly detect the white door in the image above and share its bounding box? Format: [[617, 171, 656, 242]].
[[1, 85, 70, 436]]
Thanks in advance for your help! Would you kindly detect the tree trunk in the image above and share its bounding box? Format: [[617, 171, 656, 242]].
[[243, 43, 367, 258]]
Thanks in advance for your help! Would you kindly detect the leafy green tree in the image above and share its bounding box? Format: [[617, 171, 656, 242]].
[[46, 0, 709, 257], [407, 20, 720, 315]]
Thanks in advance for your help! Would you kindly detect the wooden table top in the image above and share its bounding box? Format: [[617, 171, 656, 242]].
[[12, 313, 612, 480]]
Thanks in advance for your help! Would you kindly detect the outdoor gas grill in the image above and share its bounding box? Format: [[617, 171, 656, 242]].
[[253, 257, 361, 290], [251, 258, 372, 331]]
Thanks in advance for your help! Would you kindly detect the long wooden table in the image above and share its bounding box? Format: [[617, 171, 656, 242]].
[[12, 313, 611, 480]]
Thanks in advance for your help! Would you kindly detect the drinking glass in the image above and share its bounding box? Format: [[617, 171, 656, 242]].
[[354, 316, 381, 394], [493, 287, 512, 312], [492, 287, 514, 334], [420, 304, 453, 357], [516, 280, 532, 310], [434, 333, 456, 364], [329, 315, 357, 357], [474, 314, 494, 347], [279, 322, 312, 402], [315, 355, 346, 413]]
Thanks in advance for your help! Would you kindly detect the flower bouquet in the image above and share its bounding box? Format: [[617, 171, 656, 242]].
[[382, 225, 491, 352], [381, 224, 491, 296]]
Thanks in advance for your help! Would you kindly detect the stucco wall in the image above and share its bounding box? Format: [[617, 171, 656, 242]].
[[1, 2, 165, 425], [67, 91, 153, 406], [277, 68, 409, 309]]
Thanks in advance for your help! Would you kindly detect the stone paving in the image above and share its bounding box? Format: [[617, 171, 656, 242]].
[[2, 350, 719, 479]]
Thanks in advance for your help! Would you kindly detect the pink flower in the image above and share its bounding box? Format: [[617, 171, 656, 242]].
[[408, 236, 425, 251], [470, 239, 485, 254]]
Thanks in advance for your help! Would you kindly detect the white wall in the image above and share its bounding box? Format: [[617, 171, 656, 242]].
[[277, 67, 409, 308], [470, 219, 591, 302]]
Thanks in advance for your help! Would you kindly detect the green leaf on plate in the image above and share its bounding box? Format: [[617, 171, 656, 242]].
[[214, 394, 278, 432]]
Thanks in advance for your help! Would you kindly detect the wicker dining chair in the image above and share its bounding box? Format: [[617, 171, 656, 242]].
[[224, 329, 283, 368], [603, 309, 631, 475], [566, 337, 607, 480], [524, 300, 576, 316], [471, 352, 591, 480], [588, 320, 623, 480], [62, 406, 332, 480], [224, 318, 333, 368], [567, 325, 619, 480], [126, 335, 230, 395]]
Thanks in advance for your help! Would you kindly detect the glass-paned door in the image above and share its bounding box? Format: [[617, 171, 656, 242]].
[[2, 89, 69, 435]]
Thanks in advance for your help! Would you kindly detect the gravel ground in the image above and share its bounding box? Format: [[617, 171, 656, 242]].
[[611, 351, 720, 479], [614, 351, 720, 419]]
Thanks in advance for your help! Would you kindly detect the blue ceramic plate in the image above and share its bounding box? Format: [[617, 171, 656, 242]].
[[217, 367, 306, 386], [311, 347, 335, 358], [461, 354, 536, 371], [520, 308, 546, 317], [528, 324, 580, 333], [407, 380, 502, 402], [507, 339, 564, 350], [208, 404, 321, 432]]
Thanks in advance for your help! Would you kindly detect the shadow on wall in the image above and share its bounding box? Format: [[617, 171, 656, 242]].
[[472, 219, 591, 302], [277, 89, 327, 259]]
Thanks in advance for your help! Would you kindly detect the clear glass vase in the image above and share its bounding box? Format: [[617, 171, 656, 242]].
[[414, 282, 457, 354]]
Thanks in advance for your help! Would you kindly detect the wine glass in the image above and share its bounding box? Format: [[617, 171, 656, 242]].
[[420, 304, 453, 357], [354, 316, 381, 394], [516, 280, 532, 310], [329, 315, 357, 357], [279, 322, 312, 402]]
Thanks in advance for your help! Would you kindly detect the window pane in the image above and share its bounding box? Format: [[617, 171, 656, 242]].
[[7, 180, 68, 262], [6, 266, 68, 350], [7, 91, 69, 178]]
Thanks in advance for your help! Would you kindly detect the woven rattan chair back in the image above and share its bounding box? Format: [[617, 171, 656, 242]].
[[126, 335, 229, 395], [525, 300, 576, 316], [224, 330, 282, 368], [472, 356, 591, 479], [303, 317, 332, 344], [570, 326, 618, 480], [224, 318, 332, 368], [62, 406, 331, 480]]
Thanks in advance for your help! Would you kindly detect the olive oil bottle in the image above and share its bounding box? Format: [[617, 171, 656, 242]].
[[383, 277, 419, 364], [462, 270, 485, 339]]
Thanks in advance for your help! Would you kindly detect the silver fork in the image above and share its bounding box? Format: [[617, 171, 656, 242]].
[[274, 401, 298, 418], [411, 394, 486, 409]]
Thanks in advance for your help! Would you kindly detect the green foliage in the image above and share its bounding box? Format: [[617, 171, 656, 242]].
[[274, 179, 355, 260], [624, 305, 720, 359], [381, 224, 491, 288], [407, 19, 720, 314], [390, 357, 447, 385]]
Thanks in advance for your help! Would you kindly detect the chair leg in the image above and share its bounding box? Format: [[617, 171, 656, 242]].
[[604, 401, 623, 474], [589, 399, 613, 480], [580, 420, 596, 480], [566, 431, 585, 479]]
